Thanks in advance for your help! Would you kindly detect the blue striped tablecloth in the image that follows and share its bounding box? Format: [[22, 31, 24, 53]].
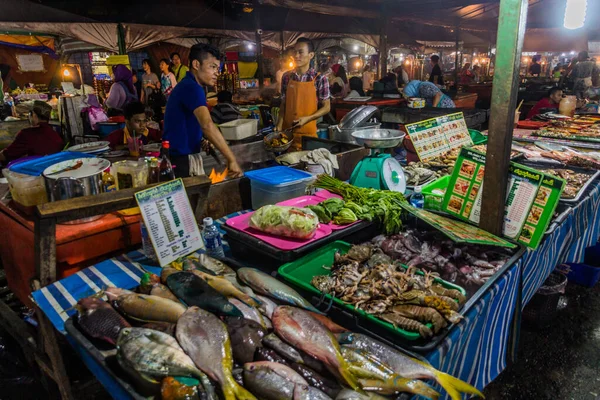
[[31, 183, 600, 399]]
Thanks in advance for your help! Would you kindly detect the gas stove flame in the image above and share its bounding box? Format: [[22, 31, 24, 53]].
[[209, 168, 228, 184]]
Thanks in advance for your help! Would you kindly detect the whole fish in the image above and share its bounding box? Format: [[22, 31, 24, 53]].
[[262, 333, 326, 373], [224, 317, 267, 365], [105, 287, 134, 301], [254, 347, 289, 365], [307, 312, 349, 334], [142, 322, 176, 337], [256, 294, 279, 319], [116, 327, 214, 398], [238, 268, 321, 313], [113, 293, 186, 323], [294, 385, 332, 400], [150, 283, 180, 302], [176, 307, 256, 400], [198, 253, 237, 276], [337, 333, 483, 400], [229, 298, 268, 329], [290, 363, 342, 398], [272, 306, 362, 392], [161, 266, 180, 284], [77, 297, 130, 345], [334, 389, 388, 400], [340, 347, 439, 399], [167, 272, 242, 317], [192, 270, 261, 308], [243, 361, 327, 400]]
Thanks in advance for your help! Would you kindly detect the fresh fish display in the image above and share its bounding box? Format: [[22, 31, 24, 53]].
[[113, 293, 186, 323], [390, 305, 447, 334], [238, 268, 321, 313], [161, 376, 201, 400], [139, 272, 161, 294], [403, 162, 439, 186], [254, 347, 289, 365], [224, 317, 267, 365], [337, 333, 483, 400], [161, 266, 180, 284], [272, 306, 362, 392], [290, 362, 342, 398], [116, 327, 214, 396], [150, 283, 180, 302], [262, 333, 326, 373], [198, 253, 237, 276], [334, 389, 389, 400], [256, 294, 279, 319], [166, 272, 242, 317], [141, 322, 176, 337], [307, 312, 349, 334], [341, 347, 439, 399], [193, 270, 261, 308], [176, 307, 256, 400], [76, 297, 130, 345], [105, 287, 134, 301], [243, 361, 331, 400], [229, 298, 268, 329]]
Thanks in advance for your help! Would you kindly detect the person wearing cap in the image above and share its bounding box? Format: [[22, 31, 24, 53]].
[[0, 101, 63, 165]]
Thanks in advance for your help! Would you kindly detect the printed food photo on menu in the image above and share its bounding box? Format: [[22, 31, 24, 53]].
[[535, 187, 551, 206], [469, 184, 480, 200], [519, 224, 535, 243], [454, 178, 470, 196], [463, 201, 474, 218], [459, 160, 477, 179], [448, 196, 464, 213], [476, 166, 485, 182], [527, 206, 543, 225]]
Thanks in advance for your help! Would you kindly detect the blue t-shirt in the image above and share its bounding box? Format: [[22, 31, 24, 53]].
[[163, 72, 208, 156]]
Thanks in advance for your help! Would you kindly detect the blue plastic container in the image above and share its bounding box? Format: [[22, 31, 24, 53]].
[[97, 122, 125, 136], [584, 243, 600, 267], [9, 152, 96, 176], [559, 262, 600, 288], [244, 166, 315, 209]]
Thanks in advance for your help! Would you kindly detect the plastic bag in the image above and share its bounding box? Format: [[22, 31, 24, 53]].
[[83, 106, 108, 130], [249, 205, 319, 239]]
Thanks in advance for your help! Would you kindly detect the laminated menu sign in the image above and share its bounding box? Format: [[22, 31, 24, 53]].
[[441, 148, 565, 249], [135, 179, 203, 266], [405, 112, 473, 162]]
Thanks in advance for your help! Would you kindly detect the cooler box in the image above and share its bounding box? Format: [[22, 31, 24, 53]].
[[244, 166, 315, 210]]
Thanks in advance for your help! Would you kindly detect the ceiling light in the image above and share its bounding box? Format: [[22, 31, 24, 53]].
[[247, 43, 254, 50], [353, 45, 359, 51], [564, 0, 587, 30]]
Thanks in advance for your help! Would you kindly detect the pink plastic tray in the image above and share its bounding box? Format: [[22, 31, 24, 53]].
[[277, 194, 360, 230], [225, 212, 333, 251]]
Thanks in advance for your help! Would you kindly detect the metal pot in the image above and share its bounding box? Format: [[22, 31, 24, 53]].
[[42, 157, 111, 224], [328, 122, 382, 144]]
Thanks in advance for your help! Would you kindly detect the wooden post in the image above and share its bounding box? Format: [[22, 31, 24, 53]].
[[379, 4, 389, 79], [254, 1, 264, 89], [280, 31, 285, 54], [480, 0, 529, 235], [454, 22, 460, 89], [35, 218, 57, 287]]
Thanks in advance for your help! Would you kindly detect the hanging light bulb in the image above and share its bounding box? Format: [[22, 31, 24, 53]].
[[247, 43, 254, 50], [564, 0, 587, 30], [353, 45, 359, 51]]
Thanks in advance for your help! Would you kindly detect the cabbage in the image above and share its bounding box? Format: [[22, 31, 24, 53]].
[[321, 198, 345, 215], [306, 205, 332, 223], [249, 205, 319, 239], [333, 208, 358, 225]]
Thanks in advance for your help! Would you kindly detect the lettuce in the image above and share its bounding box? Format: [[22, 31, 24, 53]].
[[321, 198, 345, 215], [306, 205, 332, 223], [249, 205, 319, 239], [333, 208, 358, 225]]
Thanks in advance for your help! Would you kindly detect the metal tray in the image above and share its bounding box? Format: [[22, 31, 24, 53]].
[[545, 204, 572, 235], [64, 318, 148, 400]]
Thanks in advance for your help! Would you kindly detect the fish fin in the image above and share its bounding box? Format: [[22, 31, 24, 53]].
[[337, 360, 365, 395], [435, 370, 485, 399], [225, 377, 256, 400], [385, 376, 440, 400]]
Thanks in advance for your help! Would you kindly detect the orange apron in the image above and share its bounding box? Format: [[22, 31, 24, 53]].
[[283, 77, 318, 151]]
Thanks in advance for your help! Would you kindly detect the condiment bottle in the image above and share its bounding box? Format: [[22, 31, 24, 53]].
[[102, 170, 116, 192], [158, 141, 175, 182], [148, 157, 160, 184]]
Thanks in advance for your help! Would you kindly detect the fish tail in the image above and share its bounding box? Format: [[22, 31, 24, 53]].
[[231, 380, 257, 400], [435, 370, 485, 399], [337, 359, 365, 394], [387, 376, 440, 400]]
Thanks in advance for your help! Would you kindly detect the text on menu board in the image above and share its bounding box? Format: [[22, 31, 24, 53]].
[[404, 112, 473, 162], [441, 148, 565, 249], [135, 179, 203, 266]]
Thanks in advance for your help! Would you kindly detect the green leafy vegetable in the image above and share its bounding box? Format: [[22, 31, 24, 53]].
[[306, 204, 331, 223], [333, 208, 358, 225], [321, 198, 345, 215], [249, 205, 319, 239], [344, 201, 374, 221]]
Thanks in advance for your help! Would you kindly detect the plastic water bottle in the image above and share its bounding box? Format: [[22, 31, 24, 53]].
[[202, 217, 225, 258], [410, 186, 425, 209], [140, 222, 157, 261]]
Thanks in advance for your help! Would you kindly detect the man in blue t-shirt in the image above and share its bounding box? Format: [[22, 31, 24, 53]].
[[163, 44, 242, 178]]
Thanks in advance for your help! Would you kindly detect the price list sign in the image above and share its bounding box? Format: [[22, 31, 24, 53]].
[[405, 112, 473, 162], [135, 179, 203, 266], [442, 148, 565, 249]]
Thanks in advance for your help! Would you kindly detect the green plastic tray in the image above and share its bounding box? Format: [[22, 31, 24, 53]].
[[278, 240, 467, 341], [469, 129, 488, 145], [421, 175, 451, 211]]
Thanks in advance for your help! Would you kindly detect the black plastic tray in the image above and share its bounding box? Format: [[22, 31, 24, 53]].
[[223, 220, 379, 271]]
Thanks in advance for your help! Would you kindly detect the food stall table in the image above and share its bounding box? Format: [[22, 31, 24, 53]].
[[332, 98, 405, 121], [29, 180, 600, 398]]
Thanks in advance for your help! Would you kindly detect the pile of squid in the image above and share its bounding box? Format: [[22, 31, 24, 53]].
[[311, 244, 466, 339], [74, 253, 483, 400], [375, 231, 513, 290]]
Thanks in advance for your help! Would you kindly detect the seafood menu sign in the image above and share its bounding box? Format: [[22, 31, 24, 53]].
[[405, 112, 473, 162], [442, 148, 565, 249], [135, 179, 204, 266]]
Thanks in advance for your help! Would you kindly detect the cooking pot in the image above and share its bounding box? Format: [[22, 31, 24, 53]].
[[42, 157, 111, 224]]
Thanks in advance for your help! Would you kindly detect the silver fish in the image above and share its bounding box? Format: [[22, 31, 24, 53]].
[[229, 298, 268, 329], [198, 253, 236, 276], [238, 268, 321, 313], [256, 294, 279, 319]]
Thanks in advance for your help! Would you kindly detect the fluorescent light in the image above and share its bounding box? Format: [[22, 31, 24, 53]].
[[564, 0, 587, 29], [247, 43, 254, 49], [353, 45, 359, 51]]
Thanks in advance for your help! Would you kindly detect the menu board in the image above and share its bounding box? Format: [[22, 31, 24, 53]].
[[441, 148, 565, 249], [405, 112, 473, 161], [135, 179, 203, 267], [401, 204, 517, 248]]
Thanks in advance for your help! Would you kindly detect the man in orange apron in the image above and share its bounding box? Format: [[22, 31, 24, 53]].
[[276, 38, 331, 151]]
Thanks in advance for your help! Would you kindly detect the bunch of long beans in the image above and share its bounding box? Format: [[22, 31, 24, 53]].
[[312, 175, 408, 234]]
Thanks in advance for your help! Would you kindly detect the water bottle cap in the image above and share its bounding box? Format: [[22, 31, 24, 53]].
[[415, 185, 422, 193], [203, 217, 214, 227]]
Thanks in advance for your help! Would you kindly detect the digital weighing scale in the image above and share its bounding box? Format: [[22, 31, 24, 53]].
[[349, 129, 407, 192]]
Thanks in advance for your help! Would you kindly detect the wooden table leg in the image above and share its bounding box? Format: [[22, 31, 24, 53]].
[[35, 218, 57, 287]]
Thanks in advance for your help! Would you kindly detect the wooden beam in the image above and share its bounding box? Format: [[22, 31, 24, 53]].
[[480, 0, 528, 235], [36, 176, 211, 223], [379, 3, 389, 78], [35, 218, 57, 287], [254, 0, 265, 89]]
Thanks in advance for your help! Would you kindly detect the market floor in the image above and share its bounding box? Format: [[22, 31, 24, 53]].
[[484, 282, 600, 400]]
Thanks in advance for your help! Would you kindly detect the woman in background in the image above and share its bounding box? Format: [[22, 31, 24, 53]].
[[403, 80, 455, 108], [105, 64, 138, 112], [330, 64, 349, 98], [159, 58, 177, 100], [140, 59, 160, 105]]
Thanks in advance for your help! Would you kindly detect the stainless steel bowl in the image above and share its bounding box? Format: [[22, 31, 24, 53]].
[[351, 129, 406, 149]]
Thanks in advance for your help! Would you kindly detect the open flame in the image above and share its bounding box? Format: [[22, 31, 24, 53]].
[[209, 168, 228, 183]]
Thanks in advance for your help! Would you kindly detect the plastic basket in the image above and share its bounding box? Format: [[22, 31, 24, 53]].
[[421, 175, 450, 211], [469, 129, 487, 145], [556, 262, 600, 288], [97, 122, 125, 136], [219, 119, 258, 141], [522, 271, 567, 328]]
